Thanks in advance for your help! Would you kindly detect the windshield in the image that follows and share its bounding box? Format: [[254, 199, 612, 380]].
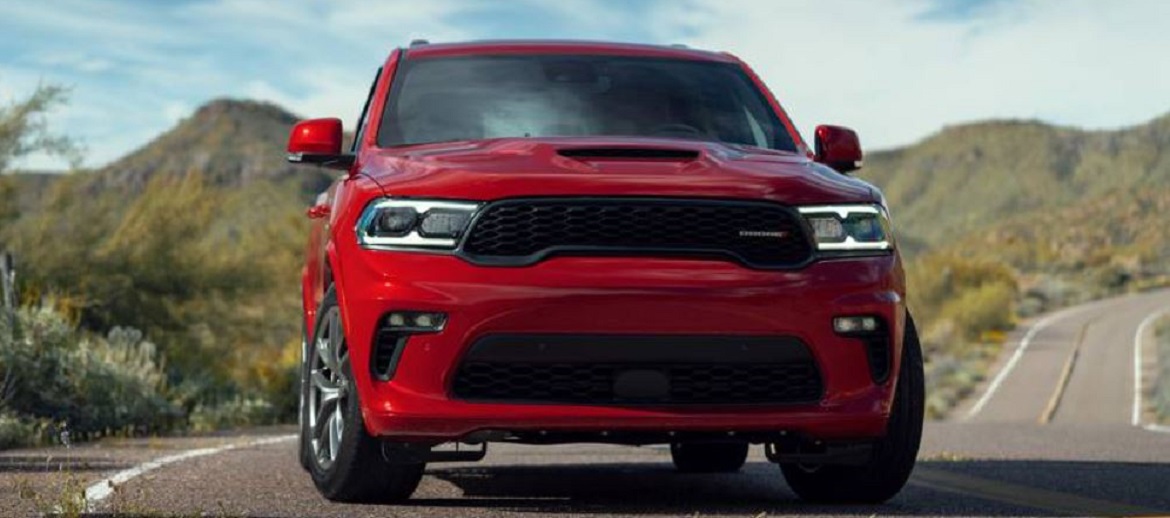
[[378, 55, 798, 152]]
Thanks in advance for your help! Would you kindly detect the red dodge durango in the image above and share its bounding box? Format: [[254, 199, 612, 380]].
[[289, 40, 923, 504]]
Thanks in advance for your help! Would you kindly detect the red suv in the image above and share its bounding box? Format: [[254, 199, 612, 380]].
[[289, 40, 922, 504]]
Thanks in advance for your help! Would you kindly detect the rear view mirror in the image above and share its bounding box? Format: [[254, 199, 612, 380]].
[[813, 125, 862, 174], [287, 118, 354, 170]]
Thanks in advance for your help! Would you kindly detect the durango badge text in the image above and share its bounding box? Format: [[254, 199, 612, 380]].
[[287, 40, 923, 504], [738, 230, 792, 239]]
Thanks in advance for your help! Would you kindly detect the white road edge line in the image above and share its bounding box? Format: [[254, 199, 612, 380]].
[[1133, 308, 1170, 430], [964, 307, 1082, 421], [82, 434, 296, 512]]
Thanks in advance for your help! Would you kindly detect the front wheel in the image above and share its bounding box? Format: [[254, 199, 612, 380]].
[[298, 330, 311, 471], [780, 314, 925, 503], [302, 288, 424, 502]]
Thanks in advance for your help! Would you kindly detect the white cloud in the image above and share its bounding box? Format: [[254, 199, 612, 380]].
[[4, 0, 182, 45], [31, 51, 115, 74], [5, 0, 1170, 170], [245, 68, 367, 125], [163, 101, 192, 125], [652, 0, 1170, 149], [184, 0, 482, 128]]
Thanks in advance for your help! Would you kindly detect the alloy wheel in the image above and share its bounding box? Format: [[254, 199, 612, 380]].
[[308, 306, 350, 471]]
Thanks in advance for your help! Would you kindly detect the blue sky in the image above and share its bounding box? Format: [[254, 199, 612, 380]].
[[3, 0, 1169, 169]]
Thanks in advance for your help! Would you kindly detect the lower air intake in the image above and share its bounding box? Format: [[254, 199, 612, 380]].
[[372, 328, 407, 381], [451, 334, 823, 405]]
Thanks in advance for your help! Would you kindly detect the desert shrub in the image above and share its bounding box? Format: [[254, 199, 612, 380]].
[[924, 355, 967, 418], [1, 86, 305, 445], [0, 304, 179, 441], [907, 252, 1017, 333], [0, 413, 42, 449], [188, 395, 278, 433], [3, 173, 307, 425], [920, 339, 1001, 419], [939, 282, 1016, 341], [905, 252, 1019, 418]]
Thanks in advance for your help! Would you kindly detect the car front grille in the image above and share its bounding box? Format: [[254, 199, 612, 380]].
[[450, 334, 823, 405], [459, 198, 812, 269]]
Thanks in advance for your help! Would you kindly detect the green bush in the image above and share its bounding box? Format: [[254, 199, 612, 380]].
[[188, 395, 278, 433], [0, 413, 42, 450], [0, 304, 180, 442], [3, 174, 306, 434], [905, 252, 1019, 418], [1, 86, 303, 447], [940, 282, 1016, 341]]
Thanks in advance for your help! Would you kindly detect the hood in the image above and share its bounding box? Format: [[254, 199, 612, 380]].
[[358, 137, 876, 205]]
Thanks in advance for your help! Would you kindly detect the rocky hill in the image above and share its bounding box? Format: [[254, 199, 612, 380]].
[[83, 98, 332, 195], [861, 113, 1170, 245]]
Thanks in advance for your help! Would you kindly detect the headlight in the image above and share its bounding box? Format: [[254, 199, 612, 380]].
[[357, 198, 480, 249], [798, 205, 893, 253]]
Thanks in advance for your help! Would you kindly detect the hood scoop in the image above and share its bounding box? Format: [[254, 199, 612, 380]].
[[556, 147, 700, 161]]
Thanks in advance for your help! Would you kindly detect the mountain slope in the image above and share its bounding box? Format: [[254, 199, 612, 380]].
[[85, 98, 331, 194], [3, 171, 60, 216], [948, 186, 1170, 288], [861, 113, 1170, 245]]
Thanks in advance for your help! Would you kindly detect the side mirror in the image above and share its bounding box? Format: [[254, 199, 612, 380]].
[[814, 125, 862, 174], [287, 118, 354, 170]]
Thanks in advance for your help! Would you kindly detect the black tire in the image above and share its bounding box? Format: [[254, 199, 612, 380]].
[[298, 317, 313, 471], [780, 314, 925, 504], [303, 288, 425, 503], [670, 442, 749, 473]]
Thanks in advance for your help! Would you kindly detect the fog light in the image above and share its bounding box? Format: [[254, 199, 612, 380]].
[[385, 311, 447, 332], [833, 316, 879, 334]]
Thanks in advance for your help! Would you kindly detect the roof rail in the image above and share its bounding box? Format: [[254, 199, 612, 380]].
[[669, 43, 689, 48], [409, 39, 430, 47]]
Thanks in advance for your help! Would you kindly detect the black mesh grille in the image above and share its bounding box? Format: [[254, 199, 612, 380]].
[[460, 198, 812, 268], [450, 334, 823, 405], [452, 362, 822, 405]]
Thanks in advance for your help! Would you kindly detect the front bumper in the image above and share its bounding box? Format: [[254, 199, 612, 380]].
[[334, 251, 905, 442]]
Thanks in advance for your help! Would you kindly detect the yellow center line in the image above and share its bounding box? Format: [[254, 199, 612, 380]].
[[911, 466, 1170, 517], [1039, 316, 1100, 424]]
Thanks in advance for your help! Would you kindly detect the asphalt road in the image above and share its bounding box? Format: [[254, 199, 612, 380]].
[[3, 290, 1170, 517]]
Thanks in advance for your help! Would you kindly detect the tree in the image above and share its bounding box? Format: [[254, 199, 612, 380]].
[[0, 83, 81, 225]]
